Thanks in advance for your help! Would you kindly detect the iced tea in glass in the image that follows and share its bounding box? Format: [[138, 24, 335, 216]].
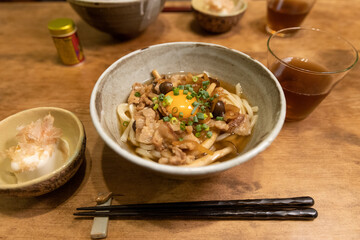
[[267, 27, 358, 121], [266, 0, 316, 35]]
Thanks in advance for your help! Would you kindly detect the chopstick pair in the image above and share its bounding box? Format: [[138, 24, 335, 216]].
[[74, 196, 318, 220]]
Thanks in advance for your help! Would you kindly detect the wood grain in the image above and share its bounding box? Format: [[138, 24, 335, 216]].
[[0, 0, 359, 239]]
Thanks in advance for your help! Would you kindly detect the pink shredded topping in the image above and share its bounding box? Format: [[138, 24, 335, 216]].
[[7, 114, 62, 170], [16, 114, 61, 146]]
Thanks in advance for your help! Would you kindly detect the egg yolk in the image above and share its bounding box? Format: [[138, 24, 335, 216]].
[[165, 90, 197, 118]]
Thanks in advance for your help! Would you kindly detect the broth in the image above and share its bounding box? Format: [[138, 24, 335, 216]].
[[270, 57, 332, 121]]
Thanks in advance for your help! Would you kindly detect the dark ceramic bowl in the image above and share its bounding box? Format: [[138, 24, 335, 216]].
[[0, 107, 86, 197], [67, 0, 165, 37], [192, 0, 247, 33]]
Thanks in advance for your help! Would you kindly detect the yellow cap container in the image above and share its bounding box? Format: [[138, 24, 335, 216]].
[[48, 18, 84, 65]]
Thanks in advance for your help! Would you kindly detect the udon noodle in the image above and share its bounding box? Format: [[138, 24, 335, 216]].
[[117, 70, 258, 167]]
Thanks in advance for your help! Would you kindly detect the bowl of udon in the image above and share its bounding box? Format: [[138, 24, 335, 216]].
[[90, 42, 286, 179]]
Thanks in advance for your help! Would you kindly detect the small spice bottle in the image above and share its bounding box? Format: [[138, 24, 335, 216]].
[[48, 18, 84, 65]]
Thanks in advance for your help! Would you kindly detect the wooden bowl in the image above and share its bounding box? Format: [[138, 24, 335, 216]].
[[0, 107, 86, 197], [192, 0, 247, 33]]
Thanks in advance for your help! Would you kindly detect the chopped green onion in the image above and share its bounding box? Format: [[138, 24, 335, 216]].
[[185, 84, 191, 90], [206, 131, 213, 138], [180, 122, 186, 131], [192, 76, 198, 82], [179, 112, 184, 118], [192, 101, 200, 107], [216, 116, 224, 121], [153, 103, 159, 110], [203, 91, 210, 99], [195, 124, 202, 132], [135, 92, 141, 97], [200, 106, 206, 112], [195, 132, 201, 138], [197, 89, 209, 100], [179, 137, 184, 141], [187, 120, 193, 126], [202, 124, 209, 130], [163, 116, 170, 122], [172, 107, 178, 114], [152, 97, 158, 102], [183, 89, 189, 95], [158, 94, 165, 101], [214, 93, 219, 98], [173, 87, 180, 96], [202, 80, 210, 87], [209, 112, 213, 118], [191, 105, 199, 115], [204, 113, 208, 119], [178, 85, 184, 90], [163, 95, 173, 106], [123, 121, 129, 127], [197, 112, 205, 120], [193, 115, 199, 123], [169, 114, 173, 118], [186, 94, 193, 100], [170, 117, 178, 124]]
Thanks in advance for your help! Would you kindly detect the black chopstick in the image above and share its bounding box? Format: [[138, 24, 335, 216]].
[[74, 208, 318, 220], [76, 196, 314, 211]]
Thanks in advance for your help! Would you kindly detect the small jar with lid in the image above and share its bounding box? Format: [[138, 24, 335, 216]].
[[48, 18, 85, 65]]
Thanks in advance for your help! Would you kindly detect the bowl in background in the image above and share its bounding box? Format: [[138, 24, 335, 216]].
[[0, 107, 86, 197], [67, 0, 165, 37], [191, 0, 247, 33], [90, 42, 286, 179]]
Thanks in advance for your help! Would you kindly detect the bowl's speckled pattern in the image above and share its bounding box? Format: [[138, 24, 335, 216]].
[[192, 0, 247, 33], [67, 0, 165, 37], [0, 107, 86, 197], [90, 42, 286, 179]]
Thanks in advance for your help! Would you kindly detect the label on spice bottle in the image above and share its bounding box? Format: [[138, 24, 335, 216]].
[[52, 32, 84, 65], [48, 18, 85, 65]]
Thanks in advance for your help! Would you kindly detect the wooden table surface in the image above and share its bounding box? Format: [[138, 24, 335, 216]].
[[1, 0, 360, 239]]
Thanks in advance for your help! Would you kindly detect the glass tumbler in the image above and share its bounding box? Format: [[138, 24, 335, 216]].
[[266, 0, 316, 35], [267, 27, 358, 121]]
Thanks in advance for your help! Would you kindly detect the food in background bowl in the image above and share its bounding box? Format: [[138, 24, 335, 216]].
[[90, 42, 286, 179], [117, 70, 258, 167], [192, 0, 247, 33], [204, 0, 237, 14], [67, 0, 165, 37]]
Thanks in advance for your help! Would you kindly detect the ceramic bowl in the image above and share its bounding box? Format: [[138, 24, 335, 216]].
[[191, 0, 247, 33], [0, 107, 86, 197], [67, 0, 165, 37], [90, 42, 286, 179]]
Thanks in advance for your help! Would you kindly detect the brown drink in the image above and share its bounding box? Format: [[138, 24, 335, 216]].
[[270, 57, 332, 121], [266, 0, 315, 34], [267, 27, 358, 121]]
